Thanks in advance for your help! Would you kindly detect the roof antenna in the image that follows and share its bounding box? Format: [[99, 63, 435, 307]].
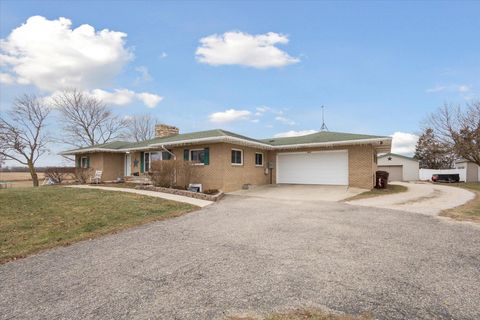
[[320, 105, 329, 131]]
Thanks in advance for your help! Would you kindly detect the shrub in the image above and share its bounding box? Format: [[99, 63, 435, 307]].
[[74, 168, 93, 184], [44, 167, 76, 184], [149, 159, 199, 189]]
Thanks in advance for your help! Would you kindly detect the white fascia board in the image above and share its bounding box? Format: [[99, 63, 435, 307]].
[[272, 137, 392, 150]]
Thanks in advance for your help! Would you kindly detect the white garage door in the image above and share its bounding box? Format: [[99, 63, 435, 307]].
[[277, 150, 348, 185]]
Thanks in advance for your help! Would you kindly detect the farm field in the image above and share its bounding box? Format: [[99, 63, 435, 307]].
[[0, 172, 47, 188]]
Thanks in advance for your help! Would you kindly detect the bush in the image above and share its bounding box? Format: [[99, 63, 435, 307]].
[[44, 167, 76, 184], [149, 159, 199, 189], [74, 168, 93, 184]]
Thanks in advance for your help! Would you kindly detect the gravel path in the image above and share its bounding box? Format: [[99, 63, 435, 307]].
[[346, 182, 475, 215], [1, 196, 479, 319]]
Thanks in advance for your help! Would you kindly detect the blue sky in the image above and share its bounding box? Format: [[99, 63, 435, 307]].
[[1, 1, 479, 165]]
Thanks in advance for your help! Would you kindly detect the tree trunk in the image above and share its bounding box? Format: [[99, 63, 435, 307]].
[[28, 161, 39, 187]]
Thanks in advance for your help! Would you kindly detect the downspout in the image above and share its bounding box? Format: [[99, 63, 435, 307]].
[[160, 145, 177, 185]]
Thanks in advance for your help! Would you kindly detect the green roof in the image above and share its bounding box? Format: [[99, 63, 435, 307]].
[[62, 140, 132, 153], [262, 131, 388, 146], [62, 129, 390, 154], [126, 129, 268, 149]]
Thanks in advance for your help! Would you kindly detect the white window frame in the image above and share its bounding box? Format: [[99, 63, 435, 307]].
[[144, 151, 164, 171], [189, 148, 205, 166], [231, 148, 243, 166], [80, 156, 89, 168], [255, 152, 264, 167]]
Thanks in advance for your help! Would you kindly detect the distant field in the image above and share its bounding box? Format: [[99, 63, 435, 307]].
[[0, 172, 46, 181], [1, 172, 75, 188]]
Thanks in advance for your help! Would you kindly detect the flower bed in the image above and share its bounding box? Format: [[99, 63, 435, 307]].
[[135, 185, 224, 202]]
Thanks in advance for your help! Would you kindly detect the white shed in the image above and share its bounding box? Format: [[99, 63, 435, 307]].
[[378, 153, 419, 181], [455, 160, 479, 182]]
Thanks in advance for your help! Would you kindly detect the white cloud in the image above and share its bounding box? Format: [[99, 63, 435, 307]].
[[274, 130, 317, 138], [209, 109, 251, 123], [0, 16, 163, 108], [0, 16, 132, 91], [159, 52, 167, 59], [88, 89, 163, 108], [90, 89, 136, 106], [134, 66, 153, 84], [136, 92, 163, 108], [196, 31, 299, 68], [0, 72, 15, 84], [275, 116, 295, 126], [426, 84, 471, 93], [390, 131, 418, 156]]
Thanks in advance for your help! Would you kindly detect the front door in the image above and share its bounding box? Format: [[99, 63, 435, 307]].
[[125, 154, 132, 176]]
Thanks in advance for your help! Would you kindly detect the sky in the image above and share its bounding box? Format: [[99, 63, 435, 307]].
[[1, 1, 479, 166]]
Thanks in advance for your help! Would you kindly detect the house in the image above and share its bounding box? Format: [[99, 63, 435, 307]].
[[455, 159, 479, 182], [377, 153, 419, 181], [62, 124, 392, 192]]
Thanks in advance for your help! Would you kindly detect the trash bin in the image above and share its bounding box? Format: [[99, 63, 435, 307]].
[[375, 171, 389, 189]]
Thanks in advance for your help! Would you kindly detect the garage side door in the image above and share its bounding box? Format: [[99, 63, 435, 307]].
[[277, 150, 348, 185], [378, 165, 403, 181]]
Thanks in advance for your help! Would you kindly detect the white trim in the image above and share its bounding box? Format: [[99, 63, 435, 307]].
[[255, 152, 264, 167], [231, 148, 243, 166]]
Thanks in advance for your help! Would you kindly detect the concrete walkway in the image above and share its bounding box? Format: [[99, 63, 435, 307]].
[[229, 184, 367, 202], [67, 185, 213, 207], [346, 182, 475, 216]]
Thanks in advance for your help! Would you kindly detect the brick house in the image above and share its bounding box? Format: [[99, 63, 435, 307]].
[[62, 124, 392, 192]]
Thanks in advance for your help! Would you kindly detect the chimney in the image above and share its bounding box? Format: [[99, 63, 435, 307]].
[[155, 124, 179, 138]]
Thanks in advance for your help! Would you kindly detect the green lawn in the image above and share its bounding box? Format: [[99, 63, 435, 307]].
[[0, 187, 196, 263], [442, 182, 480, 222], [344, 184, 408, 201]]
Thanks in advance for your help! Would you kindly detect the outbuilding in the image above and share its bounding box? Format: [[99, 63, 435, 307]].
[[455, 159, 479, 182], [378, 153, 419, 182]]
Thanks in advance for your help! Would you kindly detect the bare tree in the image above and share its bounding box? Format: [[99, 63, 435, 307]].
[[428, 101, 480, 166], [0, 94, 51, 186], [125, 114, 158, 142], [53, 89, 127, 147]]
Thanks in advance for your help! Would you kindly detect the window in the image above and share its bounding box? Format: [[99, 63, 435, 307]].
[[144, 152, 150, 172], [190, 149, 205, 164], [80, 156, 89, 168], [255, 153, 264, 166], [144, 151, 173, 171], [231, 149, 243, 165]]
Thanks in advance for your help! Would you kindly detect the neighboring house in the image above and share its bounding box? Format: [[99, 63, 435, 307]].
[[62, 124, 392, 192], [455, 159, 479, 182], [377, 153, 419, 181]]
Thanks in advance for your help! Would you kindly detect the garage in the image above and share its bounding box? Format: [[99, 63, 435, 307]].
[[276, 150, 348, 185], [378, 165, 403, 182], [377, 153, 419, 181]]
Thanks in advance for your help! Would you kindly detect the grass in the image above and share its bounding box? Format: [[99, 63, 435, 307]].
[[441, 182, 480, 222], [229, 309, 373, 320], [0, 186, 196, 263], [344, 183, 408, 201]]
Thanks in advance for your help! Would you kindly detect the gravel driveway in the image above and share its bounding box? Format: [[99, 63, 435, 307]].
[[346, 182, 475, 215], [1, 195, 479, 320]]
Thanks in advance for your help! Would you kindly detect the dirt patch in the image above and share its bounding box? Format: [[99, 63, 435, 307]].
[[344, 184, 407, 201], [440, 185, 480, 223], [228, 308, 373, 320]]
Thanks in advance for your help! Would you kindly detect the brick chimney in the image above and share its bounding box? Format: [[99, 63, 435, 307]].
[[155, 124, 179, 138]]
